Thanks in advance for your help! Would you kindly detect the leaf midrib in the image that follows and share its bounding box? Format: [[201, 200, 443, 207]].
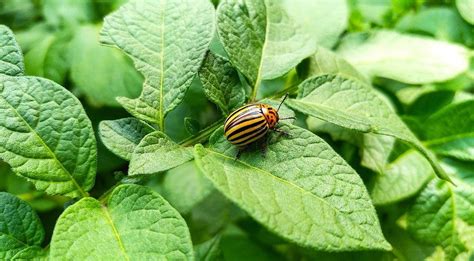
[[0, 91, 87, 197], [0, 231, 29, 248], [203, 147, 384, 244], [288, 99, 375, 131], [100, 205, 129, 261], [250, 0, 269, 101], [158, 0, 166, 130]]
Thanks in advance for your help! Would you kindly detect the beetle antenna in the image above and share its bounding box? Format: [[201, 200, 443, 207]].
[[277, 93, 289, 112]]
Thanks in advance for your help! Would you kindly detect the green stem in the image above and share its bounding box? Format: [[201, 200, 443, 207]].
[[180, 118, 224, 146]]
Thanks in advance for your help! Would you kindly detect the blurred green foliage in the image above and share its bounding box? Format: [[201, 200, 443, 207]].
[[0, 0, 473, 260]]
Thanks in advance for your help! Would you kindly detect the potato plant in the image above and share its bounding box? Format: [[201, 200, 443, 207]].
[[0, 0, 473, 260]]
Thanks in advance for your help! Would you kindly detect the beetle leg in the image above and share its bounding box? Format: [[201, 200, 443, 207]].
[[235, 148, 244, 160], [260, 139, 268, 158], [273, 127, 290, 137]]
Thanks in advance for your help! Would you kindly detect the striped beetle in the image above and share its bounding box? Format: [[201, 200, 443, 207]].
[[224, 94, 293, 157]]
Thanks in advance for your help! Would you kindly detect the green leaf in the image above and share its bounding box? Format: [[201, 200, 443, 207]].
[[370, 151, 433, 205], [162, 161, 214, 214], [70, 25, 143, 107], [0, 192, 44, 259], [306, 117, 360, 145], [406, 90, 455, 118], [286, 74, 452, 182], [337, 30, 470, 84], [441, 158, 474, 186], [0, 25, 24, 76], [100, 0, 215, 129], [99, 117, 154, 161], [298, 47, 368, 84], [281, 0, 348, 48], [361, 134, 395, 173], [14, 23, 50, 54], [198, 52, 245, 114], [188, 190, 246, 243], [423, 100, 474, 161], [216, 0, 327, 98], [408, 179, 474, 260], [0, 75, 97, 198], [194, 124, 391, 251], [42, 0, 95, 26], [220, 228, 279, 261], [50, 184, 194, 260], [396, 7, 474, 46], [0, 0, 39, 29], [307, 118, 395, 173], [12, 246, 48, 261], [456, 0, 474, 25], [129, 131, 193, 176], [24, 31, 71, 85]]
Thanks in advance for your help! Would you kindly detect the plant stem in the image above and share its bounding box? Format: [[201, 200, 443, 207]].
[[180, 118, 225, 146]]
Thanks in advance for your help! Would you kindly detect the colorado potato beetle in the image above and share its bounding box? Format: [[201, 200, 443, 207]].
[[224, 94, 293, 154]]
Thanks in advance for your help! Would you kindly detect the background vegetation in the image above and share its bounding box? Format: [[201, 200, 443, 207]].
[[0, 0, 473, 260]]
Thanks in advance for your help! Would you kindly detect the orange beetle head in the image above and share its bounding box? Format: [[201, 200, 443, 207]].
[[260, 104, 279, 128]]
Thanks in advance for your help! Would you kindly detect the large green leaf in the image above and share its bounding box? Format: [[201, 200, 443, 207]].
[[50, 184, 193, 260], [100, 0, 215, 129], [300, 50, 393, 173], [0, 25, 24, 76], [456, 0, 474, 24], [408, 179, 474, 260], [129, 131, 193, 175], [423, 100, 474, 161], [99, 117, 154, 161], [12, 246, 48, 260], [337, 30, 470, 84], [286, 74, 452, 182], [0, 76, 97, 198], [198, 52, 245, 115], [217, 0, 346, 98], [70, 25, 143, 107], [0, 192, 44, 260], [307, 116, 395, 173], [370, 151, 433, 205], [194, 124, 391, 251]]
